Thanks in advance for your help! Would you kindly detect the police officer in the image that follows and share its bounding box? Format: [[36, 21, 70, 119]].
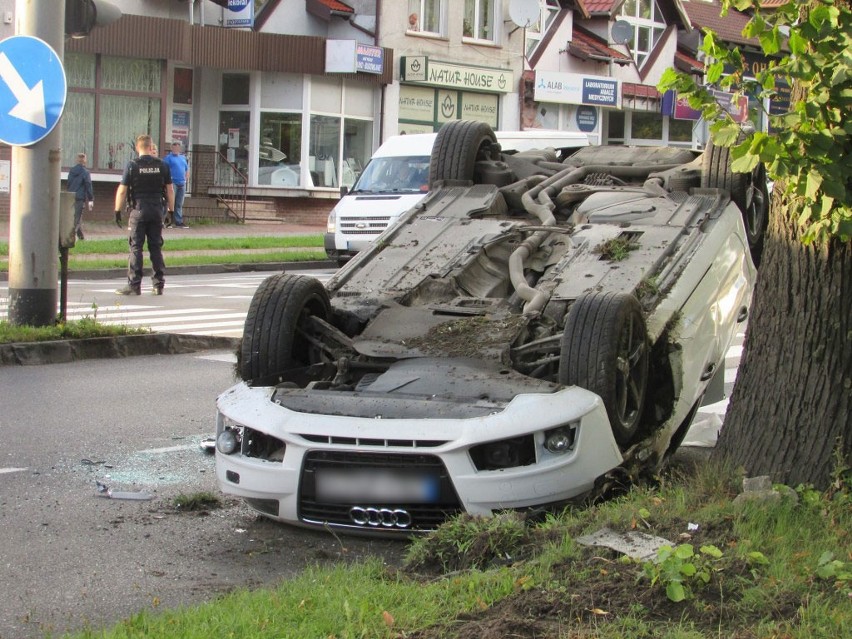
[[114, 135, 175, 296]]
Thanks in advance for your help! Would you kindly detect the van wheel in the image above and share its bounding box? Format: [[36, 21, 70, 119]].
[[701, 139, 768, 264], [558, 293, 649, 447], [429, 120, 499, 187], [239, 274, 331, 384]]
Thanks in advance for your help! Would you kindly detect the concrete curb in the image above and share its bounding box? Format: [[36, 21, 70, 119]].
[[0, 260, 336, 282], [0, 333, 240, 367]]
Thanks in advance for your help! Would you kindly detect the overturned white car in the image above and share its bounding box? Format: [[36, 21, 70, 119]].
[[215, 121, 764, 535]]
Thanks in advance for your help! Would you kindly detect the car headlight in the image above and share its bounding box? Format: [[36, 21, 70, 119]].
[[327, 210, 336, 233]]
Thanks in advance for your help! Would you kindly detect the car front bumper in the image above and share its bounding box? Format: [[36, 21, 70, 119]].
[[215, 380, 623, 535]]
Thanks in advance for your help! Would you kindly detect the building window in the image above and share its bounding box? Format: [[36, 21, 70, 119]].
[[525, 0, 560, 57], [631, 111, 663, 141], [309, 115, 341, 188], [257, 112, 302, 187], [619, 0, 667, 68], [464, 0, 495, 42], [668, 118, 693, 143], [342, 119, 372, 188], [408, 0, 444, 36], [219, 111, 250, 178], [62, 53, 164, 171], [222, 73, 250, 105]]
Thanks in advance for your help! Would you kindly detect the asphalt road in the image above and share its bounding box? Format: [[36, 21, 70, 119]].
[[0, 351, 404, 639]]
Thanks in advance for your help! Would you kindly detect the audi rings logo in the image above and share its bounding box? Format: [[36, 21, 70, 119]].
[[349, 507, 413, 529]]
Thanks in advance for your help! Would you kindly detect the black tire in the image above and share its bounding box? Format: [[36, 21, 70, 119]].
[[239, 274, 331, 383], [558, 293, 650, 446], [701, 140, 768, 264], [429, 120, 498, 187]]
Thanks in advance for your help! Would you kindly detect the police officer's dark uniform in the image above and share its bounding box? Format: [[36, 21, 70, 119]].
[[115, 153, 172, 295]]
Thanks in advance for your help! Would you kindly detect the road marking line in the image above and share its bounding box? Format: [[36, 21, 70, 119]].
[[0, 467, 28, 475], [137, 444, 196, 455], [197, 352, 238, 363], [117, 313, 247, 327]]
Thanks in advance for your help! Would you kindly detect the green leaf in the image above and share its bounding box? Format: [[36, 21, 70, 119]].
[[666, 581, 687, 602], [700, 545, 723, 559], [731, 153, 760, 173], [759, 27, 782, 55], [747, 551, 770, 565], [706, 61, 724, 84], [805, 170, 824, 199], [680, 562, 697, 577], [638, 507, 651, 519], [788, 30, 806, 56], [674, 544, 695, 560], [711, 122, 742, 147], [818, 551, 835, 566]]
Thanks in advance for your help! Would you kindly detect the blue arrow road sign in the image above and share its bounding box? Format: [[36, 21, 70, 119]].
[[0, 35, 67, 146]]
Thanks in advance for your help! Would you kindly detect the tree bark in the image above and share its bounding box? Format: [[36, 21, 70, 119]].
[[713, 175, 851, 487], [713, 0, 852, 488]]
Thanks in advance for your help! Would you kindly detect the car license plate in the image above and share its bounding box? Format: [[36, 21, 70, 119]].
[[315, 469, 439, 503]]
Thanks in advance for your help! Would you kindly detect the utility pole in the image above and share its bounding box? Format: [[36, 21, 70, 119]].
[[7, 0, 65, 326]]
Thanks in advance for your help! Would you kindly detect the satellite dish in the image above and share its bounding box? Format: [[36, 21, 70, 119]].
[[611, 20, 633, 45], [509, 0, 540, 28]]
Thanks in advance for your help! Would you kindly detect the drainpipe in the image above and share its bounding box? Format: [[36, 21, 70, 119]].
[[189, 0, 193, 25]]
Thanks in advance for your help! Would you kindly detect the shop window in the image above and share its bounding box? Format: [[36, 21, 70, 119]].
[[219, 111, 251, 179], [464, 0, 495, 42], [619, 0, 667, 68], [607, 111, 625, 143], [257, 112, 302, 187], [99, 95, 161, 170], [62, 53, 165, 171], [630, 111, 664, 141], [309, 115, 341, 188], [525, 1, 560, 57], [408, 0, 444, 36], [341, 119, 373, 188], [669, 118, 693, 143], [61, 92, 95, 168], [222, 73, 250, 105]]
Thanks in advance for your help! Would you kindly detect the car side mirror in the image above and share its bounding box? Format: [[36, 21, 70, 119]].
[[339, 186, 349, 197]]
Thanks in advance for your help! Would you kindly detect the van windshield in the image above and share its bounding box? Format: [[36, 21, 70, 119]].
[[350, 156, 430, 194]]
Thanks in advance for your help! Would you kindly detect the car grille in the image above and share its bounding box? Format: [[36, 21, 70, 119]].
[[339, 216, 390, 235], [298, 451, 462, 533]]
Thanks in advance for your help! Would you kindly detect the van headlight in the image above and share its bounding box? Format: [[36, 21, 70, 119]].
[[327, 210, 336, 233]]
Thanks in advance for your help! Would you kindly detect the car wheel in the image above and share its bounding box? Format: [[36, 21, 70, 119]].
[[701, 139, 769, 264], [239, 273, 331, 383], [558, 293, 650, 447], [429, 120, 499, 187]]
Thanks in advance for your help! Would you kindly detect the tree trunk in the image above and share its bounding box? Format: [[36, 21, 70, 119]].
[[712, 184, 851, 489]]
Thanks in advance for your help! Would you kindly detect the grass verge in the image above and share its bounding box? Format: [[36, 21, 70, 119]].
[[0, 318, 150, 344], [0, 250, 327, 272], [59, 460, 851, 638], [0, 235, 324, 256]]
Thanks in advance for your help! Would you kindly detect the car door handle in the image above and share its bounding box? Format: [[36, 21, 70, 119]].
[[700, 363, 716, 382], [737, 306, 749, 323]]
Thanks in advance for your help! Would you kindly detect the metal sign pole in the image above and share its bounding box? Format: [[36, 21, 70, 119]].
[[7, 0, 65, 326]]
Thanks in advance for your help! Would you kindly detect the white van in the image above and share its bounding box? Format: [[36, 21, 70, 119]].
[[324, 130, 589, 264]]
